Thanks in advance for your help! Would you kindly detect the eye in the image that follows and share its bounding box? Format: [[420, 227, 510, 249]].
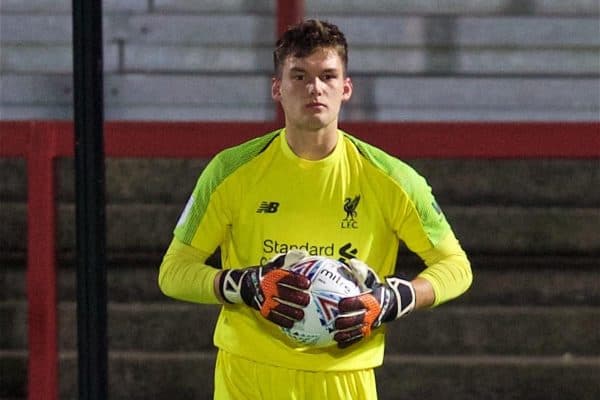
[[322, 73, 337, 80], [292, 74, 304, 81]]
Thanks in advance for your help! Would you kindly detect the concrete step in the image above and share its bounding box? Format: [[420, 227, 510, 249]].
[[0, 103, 271, 122], [2, 0, 598, 16], [446, 256, 600, 306], [2, 301, 599, 357], [3, 14, 598, 47], [377, 354, 600, 400], [0, 0, 150, 14], [1, 43, 120, 74], [312, 0, 600, 16], [1, 350, 598, 400], [15, 42, 597, 76], [1, 202, 598, 255], [2, 6, 598, 123], [388, 306, 600, 356], [3, 74, 599, 122], [1, 255, 598, 306], [61, 158, 600, 207], [2, 158, 596, 207]]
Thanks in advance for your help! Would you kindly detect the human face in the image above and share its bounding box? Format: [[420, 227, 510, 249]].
[[272, 48, 352, 133]]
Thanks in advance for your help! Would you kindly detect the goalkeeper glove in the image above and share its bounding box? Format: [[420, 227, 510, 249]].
[[217, 250, 311, 328], [334, 259, 416, 348]]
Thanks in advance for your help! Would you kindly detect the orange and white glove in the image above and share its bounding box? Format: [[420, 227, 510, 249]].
[[334, 259, 416, 348], [217, 250, 311, 328]]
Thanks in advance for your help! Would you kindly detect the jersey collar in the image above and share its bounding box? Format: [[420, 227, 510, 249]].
[[279, 129, 344, 169]]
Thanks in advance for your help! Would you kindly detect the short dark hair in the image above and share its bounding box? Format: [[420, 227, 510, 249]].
[[273, 19, 348, 77]]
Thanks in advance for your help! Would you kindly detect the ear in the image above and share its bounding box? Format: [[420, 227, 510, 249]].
[[271, 77, 282, 101], [342, 77, 353, 102]]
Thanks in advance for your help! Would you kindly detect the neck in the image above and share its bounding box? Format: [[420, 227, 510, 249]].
[[285, 124, 339, 161]]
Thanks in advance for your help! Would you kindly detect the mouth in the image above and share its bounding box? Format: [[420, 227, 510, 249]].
[[306, 102, 326, 109]]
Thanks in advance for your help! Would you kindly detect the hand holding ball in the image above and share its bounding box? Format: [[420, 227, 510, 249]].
[[280, 256, 361, 348]]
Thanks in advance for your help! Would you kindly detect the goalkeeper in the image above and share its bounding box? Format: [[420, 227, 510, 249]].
[[158, 19, 472, 400]]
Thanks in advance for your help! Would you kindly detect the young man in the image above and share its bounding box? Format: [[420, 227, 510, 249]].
[[158, 19, 472, 399]]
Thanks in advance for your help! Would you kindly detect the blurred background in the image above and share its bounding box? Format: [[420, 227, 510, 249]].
[[1, 1, 599, 399]]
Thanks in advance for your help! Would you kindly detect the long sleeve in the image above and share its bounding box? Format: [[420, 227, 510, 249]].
[[158, 236, 221, 304], [416, 230, 473, 307]]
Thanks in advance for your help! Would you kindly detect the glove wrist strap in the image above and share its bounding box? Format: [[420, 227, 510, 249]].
[[218, 269, 245, 304], [385, 276, 416, 320]]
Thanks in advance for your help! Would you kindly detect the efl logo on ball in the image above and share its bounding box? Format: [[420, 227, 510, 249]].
[[281, 256, 361, 348]]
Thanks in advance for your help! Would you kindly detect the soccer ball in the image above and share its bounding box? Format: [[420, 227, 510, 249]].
[[281, 256, 362, 348]]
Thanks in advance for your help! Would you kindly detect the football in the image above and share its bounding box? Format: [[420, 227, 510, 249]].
[[281, 256, 362, 348]]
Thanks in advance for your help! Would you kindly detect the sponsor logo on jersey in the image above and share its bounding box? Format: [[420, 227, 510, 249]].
[[263, 239, 335, 257], [260, 240, 361, 266], [256, 201, 280, 213], [341, 195, 360, 229], [338, 243, 358, 263]]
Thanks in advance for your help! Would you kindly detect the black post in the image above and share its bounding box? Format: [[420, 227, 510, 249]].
[[72, 0, 108, 399]]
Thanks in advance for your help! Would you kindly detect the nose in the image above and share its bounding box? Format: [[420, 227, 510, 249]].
[[307, 77, 323, 96]]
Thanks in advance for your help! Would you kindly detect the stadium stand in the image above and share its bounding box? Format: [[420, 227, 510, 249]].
[[1, 1, 599, 399]]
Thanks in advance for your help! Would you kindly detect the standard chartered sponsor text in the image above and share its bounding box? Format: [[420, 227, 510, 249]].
[[263, 239, 335, 256]]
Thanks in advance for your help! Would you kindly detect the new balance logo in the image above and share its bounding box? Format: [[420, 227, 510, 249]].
[[256, 201, 280, 213]]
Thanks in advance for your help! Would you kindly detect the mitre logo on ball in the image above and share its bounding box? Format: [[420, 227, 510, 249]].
[[281, 256, 362, 348]]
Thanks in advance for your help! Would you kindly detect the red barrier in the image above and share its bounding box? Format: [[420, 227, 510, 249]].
[[3, 121, 599, 159], [26, 123, 59, 400], [0, 120, 598, 399]]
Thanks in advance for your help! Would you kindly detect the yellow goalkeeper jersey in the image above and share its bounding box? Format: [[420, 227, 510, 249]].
[[159, 128, 471, 371]]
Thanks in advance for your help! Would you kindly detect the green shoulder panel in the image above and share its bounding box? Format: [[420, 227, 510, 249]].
[[344, 132, 451, 247], [344, 132, 418, 189], [174, 129, 281, 243]]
